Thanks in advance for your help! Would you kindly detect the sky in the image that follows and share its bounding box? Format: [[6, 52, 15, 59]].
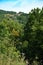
[[0, 0, 43, 13]]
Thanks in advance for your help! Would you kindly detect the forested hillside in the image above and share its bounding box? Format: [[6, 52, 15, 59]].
[[0, 8, 43, 65]]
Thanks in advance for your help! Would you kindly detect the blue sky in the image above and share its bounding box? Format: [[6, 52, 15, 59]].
[[0, 0, 43, 13]]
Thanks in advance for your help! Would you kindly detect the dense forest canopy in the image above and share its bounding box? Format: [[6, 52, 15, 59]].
[[0, 8, 43, 65]]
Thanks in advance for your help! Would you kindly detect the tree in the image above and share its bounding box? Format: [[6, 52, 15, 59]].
[[24, 8, 43, 64]]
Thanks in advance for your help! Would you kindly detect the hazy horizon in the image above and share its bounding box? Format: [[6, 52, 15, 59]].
[[0, 0, 43, 13]]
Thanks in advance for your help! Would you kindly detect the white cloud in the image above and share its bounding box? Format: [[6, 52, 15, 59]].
[[0, 0, 43, 13]]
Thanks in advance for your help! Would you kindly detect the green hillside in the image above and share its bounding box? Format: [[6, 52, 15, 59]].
[[0, 8, 43, 65], [0, 10, 28, 24]]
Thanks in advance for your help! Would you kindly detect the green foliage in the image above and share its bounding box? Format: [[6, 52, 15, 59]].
[[0, 54, 26, 65], [0, 11, 25, 65], [24, 8, 43, 64], [0, 8, 43, 65]]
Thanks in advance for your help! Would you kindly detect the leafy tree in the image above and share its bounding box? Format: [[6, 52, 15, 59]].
[[24, 8, 43, 64]]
